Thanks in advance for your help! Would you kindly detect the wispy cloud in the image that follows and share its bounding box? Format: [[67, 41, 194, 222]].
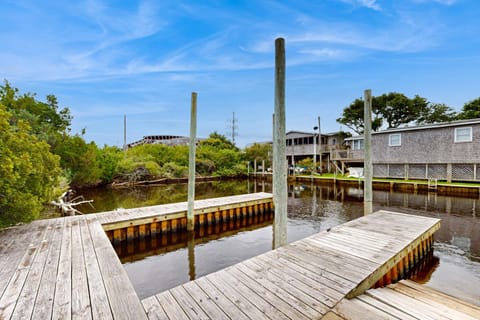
[[338, 0, 382, 11], [410, 0, 457, 5]]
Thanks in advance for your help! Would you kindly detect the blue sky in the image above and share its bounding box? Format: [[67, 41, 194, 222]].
[[1, 0, 479, 147]]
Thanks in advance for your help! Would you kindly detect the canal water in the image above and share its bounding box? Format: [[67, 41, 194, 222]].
[[78, 179, 480, 305]]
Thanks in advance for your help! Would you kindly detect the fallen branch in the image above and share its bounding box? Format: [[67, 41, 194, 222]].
[[51, 190, 94, 216]]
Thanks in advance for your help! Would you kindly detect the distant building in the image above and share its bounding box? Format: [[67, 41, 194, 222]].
[[285, 131, 348, 172], [341, 119, 480, 182], [127, 135, 204, 148]]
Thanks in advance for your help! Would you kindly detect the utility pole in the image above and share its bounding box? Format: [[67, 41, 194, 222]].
[[227, 112, 238, 145]]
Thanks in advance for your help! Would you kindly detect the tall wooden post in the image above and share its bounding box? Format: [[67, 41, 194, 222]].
[[364, 89, 373, 215], [187, 92, 197, 231], [273, 37, 287, 248]]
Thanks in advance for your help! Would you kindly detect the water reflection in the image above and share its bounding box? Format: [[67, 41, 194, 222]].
[[80, 180, 480, 304]]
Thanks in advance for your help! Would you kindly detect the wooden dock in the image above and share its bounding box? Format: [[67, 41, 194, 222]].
[[1, 192, 479, 319]]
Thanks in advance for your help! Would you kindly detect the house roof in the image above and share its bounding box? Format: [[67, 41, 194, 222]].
[[285, 130, 345, 137], [345, 118, 480, 140]]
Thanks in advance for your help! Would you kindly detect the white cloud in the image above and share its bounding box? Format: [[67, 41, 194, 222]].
[[339, 0, 382, 11]]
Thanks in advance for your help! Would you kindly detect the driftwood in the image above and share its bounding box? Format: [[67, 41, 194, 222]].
[[51, 190, 94, 216]]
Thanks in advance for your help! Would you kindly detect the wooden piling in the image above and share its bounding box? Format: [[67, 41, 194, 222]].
[[364, 89, 373, 215], [273, 37, 288, 249], [187, 92, 197, 231]]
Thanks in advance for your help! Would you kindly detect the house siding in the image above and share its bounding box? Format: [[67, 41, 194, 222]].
[[372, 124, 480, 164]]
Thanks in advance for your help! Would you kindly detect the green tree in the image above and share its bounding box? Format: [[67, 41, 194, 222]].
[[0, 80, 72, 147], [336, 97, 383, 134], [54, 135, 102, 186], [418, 103, 456, 124], [244, 143, 272, 169], [457, 97, 480, 120], [337, 92, 454, 134], [97, 145, 122, 183], [0, 105, 61, 226], [199, 132, 238, 150]]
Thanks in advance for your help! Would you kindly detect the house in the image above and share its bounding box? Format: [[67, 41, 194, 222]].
[[342, 119, 480, 182], [285, 131, 348, 172]]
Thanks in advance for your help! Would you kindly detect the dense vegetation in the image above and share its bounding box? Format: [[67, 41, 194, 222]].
[[0, 81, 270, 226], [2, 81, 480, 227]]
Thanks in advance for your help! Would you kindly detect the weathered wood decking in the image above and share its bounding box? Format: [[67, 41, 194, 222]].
[[0, 193, 273, 319], [140, 210, 447, 319], [0, 192, 478, 319], [329, 280, 480, 320]]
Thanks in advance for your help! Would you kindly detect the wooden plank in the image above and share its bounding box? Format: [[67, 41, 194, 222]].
[[263, 249, 355, 292], [205, 271, 274, 319], [142, 295, 168, 320], [194, 276, 250, 320], [321, 311, 346, 320], [11, 219, 61, 319], [321, 231, 399, 253], [227, 266, 301, 320], [32, 218, 65, 319], [244, 259, 344, 308], [0, 219, 52, 319], [237, 261, 325, 318], [307, 235, 392, 264], [0, 221, 48, 296], [366, 287, 454, 320], [389, 281, 480, 319], [181, 281, 229, 320], [71, 218, 92, 319], [333, 297, 404, 320], [169, 285, 210, 319], [355, 294, 418, 320], [154, 290, 188, 320], [399, 280, 480, 316], [254, 253, 345, 304], [52, 217, 73, 320], [79, 217, 113, 319], [279, 243, 372, 282], [88, 219, 148, 320]]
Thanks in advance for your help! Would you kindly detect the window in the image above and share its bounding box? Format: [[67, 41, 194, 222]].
[[352, 139, 364, 150], [389, 133, 401, 146], [455, 127, 472, 143]]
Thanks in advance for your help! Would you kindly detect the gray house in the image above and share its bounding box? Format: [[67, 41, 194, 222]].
[[343, 119, 480, 182], [286, 131, 347, 172]]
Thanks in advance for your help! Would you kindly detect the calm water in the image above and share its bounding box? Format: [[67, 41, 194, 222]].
[[78, 180, 480, 305]]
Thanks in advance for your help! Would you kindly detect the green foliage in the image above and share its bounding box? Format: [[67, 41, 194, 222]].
[[53, 135, 102, 186], [244, 143, 272, 168], [0, 80, 72, 147], [457, 97, 480, 120], [337, 92, 457, 134], [0, 105, 61, 226], [160, 162, 188, 178], [297, 157, 314, 173], [418, 103, 456, 124], [197, 144, 244, 176], [199, 132, 238, 150], [97, 145, 122, 183]]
